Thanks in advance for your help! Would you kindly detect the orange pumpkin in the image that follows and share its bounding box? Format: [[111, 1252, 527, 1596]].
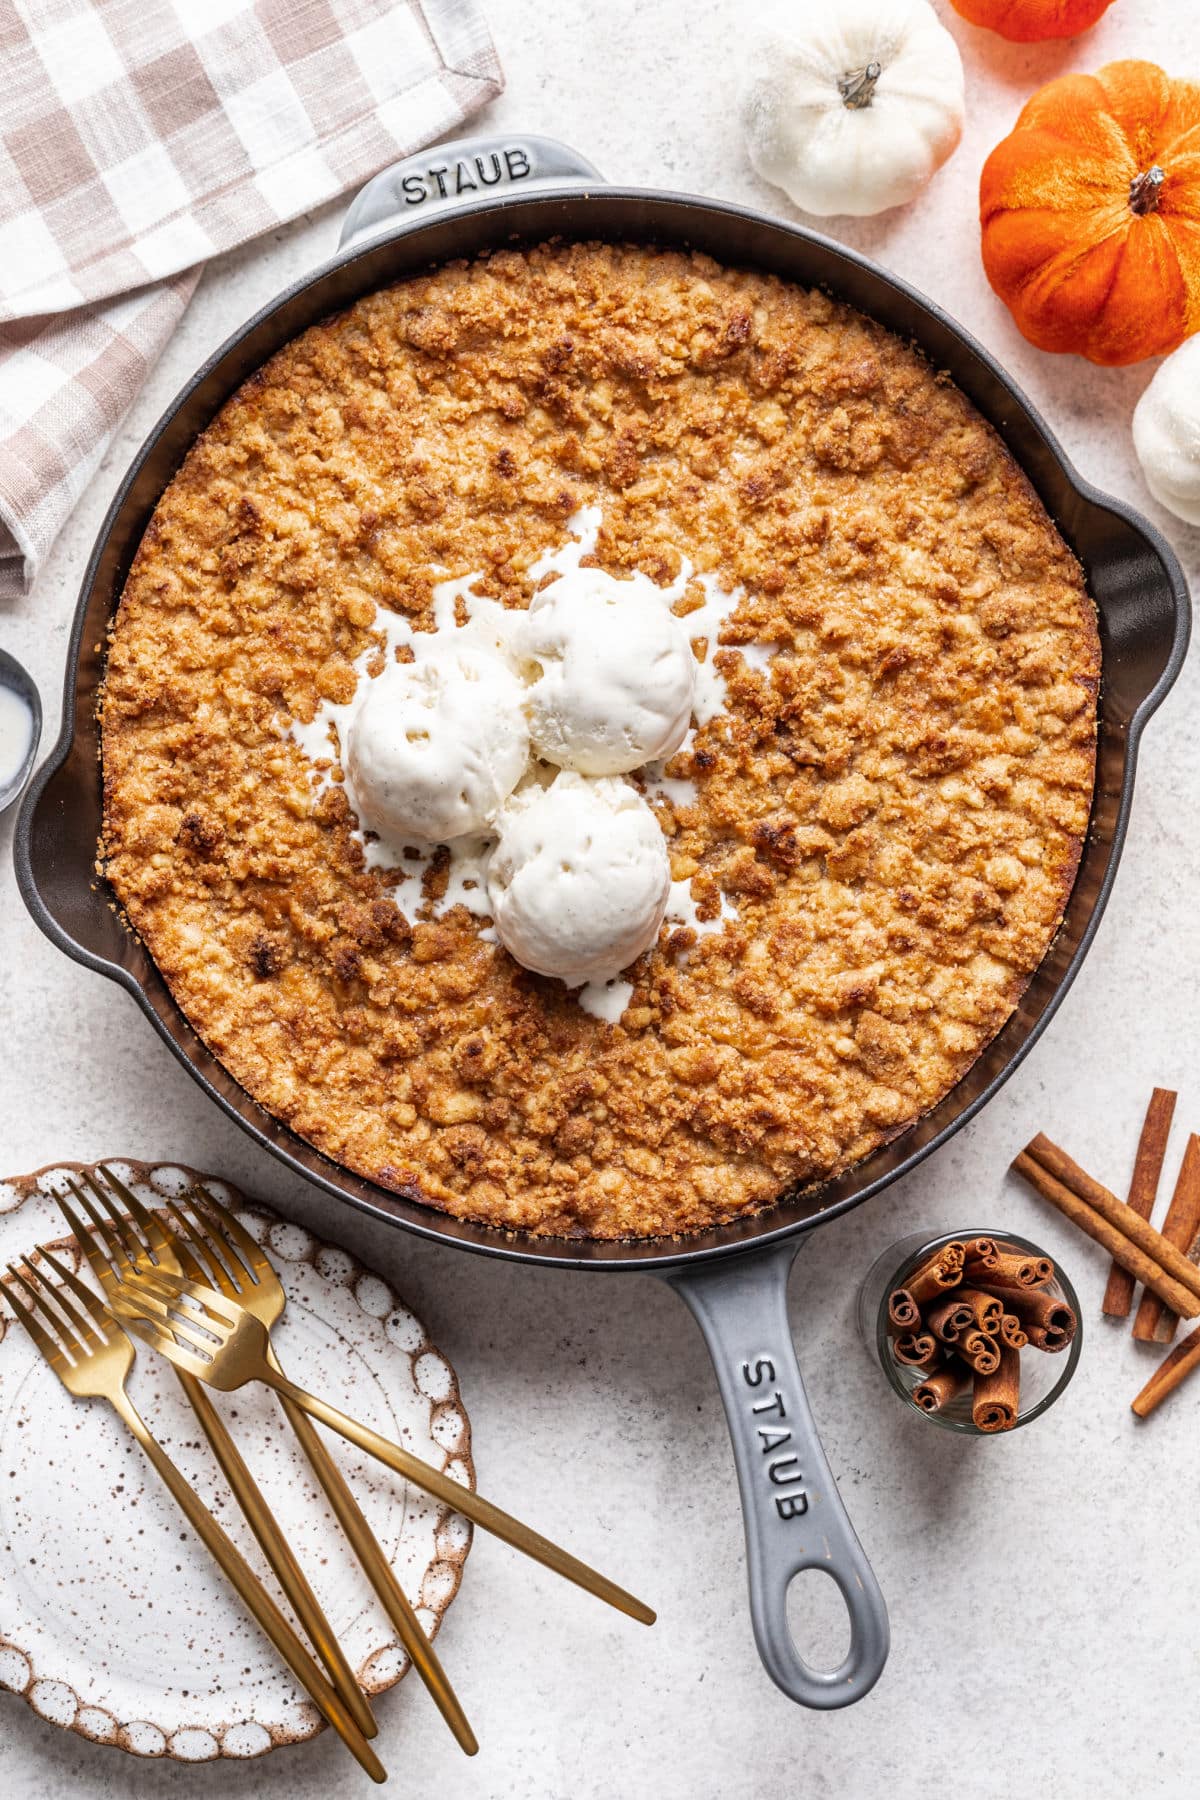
[[950, 0, 1113, 40], [980, 61, 1200, 366]]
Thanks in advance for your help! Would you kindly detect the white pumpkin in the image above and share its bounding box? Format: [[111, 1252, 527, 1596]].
[[1132, 335, 1200, 526], [740, 0, 965, 218]]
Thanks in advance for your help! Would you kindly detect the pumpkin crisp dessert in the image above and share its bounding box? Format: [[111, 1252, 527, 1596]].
[[101, 242, 1099, 1240]]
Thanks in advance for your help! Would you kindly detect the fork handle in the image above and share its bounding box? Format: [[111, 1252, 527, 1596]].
[[266, 1346, 478, 1755], [173, 1368, 377, 1741], [261, 1370, 654, 1627], [110, 1391, 386, 1783]]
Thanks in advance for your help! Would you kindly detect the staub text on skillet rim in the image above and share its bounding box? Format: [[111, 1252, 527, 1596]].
[[16, 136, 1190, 1712]]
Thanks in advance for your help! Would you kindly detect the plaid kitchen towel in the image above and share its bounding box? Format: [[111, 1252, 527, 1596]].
[[0, 0, 502, 599]]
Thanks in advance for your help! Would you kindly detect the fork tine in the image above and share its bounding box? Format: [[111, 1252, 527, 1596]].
[[21, 1251, 98, 1352], [96, 1166, 175, 1262], [35, 1246, 114, 1348], [95, 1163, 143, 1209], [10, 1259, 88, 1359], [57, 1185, 120, 1295], [115, 1302, 215, 1377], [81, 1170, 154, 1269], [3, 1264, 71, 1365], [113, 1272, 230, 1349], [96, 1159, 173, 1260], [130, 1296, 226, 1353], [115, 1274, 191, 1323], [161, 1202, 236, 1293], [83, 1172, 206, 1295], [160, 1206, 215, 1284], [177, 1199, 256, 1295], [82, 1166, 150, 1267], [60, 1180, 127, 1281], [66, 1174, 128, 1254], [187, 1184, 269, 1284], [138, 1305, 218, 1358], [127, 1265, 237, 1326]]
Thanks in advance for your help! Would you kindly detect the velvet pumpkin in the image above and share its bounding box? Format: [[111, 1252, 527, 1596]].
[[740, 0, 965, 218], [980, 60, 1200, 366], [950, 0, 1113, 41]]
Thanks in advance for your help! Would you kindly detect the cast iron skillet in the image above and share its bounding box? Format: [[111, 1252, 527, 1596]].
[[16, 136, 1190, 1710]]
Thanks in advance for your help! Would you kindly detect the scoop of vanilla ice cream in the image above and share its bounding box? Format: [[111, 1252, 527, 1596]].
[[517, 566, 696, 775], [345, 644, 528, 843], [487, 771, 671, 986]]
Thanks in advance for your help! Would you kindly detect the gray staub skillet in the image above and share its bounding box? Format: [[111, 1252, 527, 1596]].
[[16, 136, 1190, 1709]]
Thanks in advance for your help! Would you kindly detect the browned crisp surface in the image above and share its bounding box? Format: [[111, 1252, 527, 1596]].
[[101, 243, 1099, 1239]]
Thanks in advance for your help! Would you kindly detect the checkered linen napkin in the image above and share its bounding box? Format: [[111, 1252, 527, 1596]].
[[0, 0, 502, 599]]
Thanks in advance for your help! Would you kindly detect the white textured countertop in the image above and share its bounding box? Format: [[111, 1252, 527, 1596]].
[[3, 4, 1199, 1796]]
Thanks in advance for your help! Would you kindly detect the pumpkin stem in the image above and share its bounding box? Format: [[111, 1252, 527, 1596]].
[[838, 61, 882, 110], [1129, 165, 1166, 216]]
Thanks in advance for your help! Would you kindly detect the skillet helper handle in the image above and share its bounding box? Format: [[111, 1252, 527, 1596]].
[[664, 1240, 889, 1709], [339, 133, 603, 250]]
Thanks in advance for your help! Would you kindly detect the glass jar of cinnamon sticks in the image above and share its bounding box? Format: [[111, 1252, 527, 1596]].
[[858, 1229, 1082, 1434]]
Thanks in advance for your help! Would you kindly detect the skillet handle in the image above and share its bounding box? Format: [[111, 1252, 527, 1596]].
[[663, 1240, 889, 1709], [339, 134, 603, 250]]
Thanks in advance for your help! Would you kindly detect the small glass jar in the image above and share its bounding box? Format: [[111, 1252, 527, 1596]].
[[857, 1227, 1082, 1434]]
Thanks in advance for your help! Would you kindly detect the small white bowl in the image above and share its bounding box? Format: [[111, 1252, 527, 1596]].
[[0, 648, 40, 815]]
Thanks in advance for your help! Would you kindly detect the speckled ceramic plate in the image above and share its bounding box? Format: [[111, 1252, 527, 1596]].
[[0, 1159, 473, 1763]]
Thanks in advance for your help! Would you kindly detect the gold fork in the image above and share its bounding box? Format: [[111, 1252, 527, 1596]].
[[57, 1174, 377, 1745], [1, 1248, 385, 1783], [84, 1166, 476, 1755], [110, 1260, 655, 1627]]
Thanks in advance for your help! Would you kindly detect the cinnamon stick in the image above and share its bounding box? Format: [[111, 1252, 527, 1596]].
[[1103, 1087, 1177, 1318], [887, 1287, 921, 1333], [1004, 1286, 1077, 1340], [961, 1239, 1001, 1282], [1012, 1148, 1200, 1318], [893, 1330, 939, 1369], [1026, 1136, 1200, 1303], [999, 1313, 1028, 1351], [967, 1237, 1000, 1262], [1131, 1318, 1200, 1419], [956, 1287, 1003, 1336], [972, 1343, 1020, 1432], [913, 1362, 968, 1414], [906, 1248, 964, 1307], [1133, 1134, 1200, 1344], [1012, 1297, 1076, 1352], [969, 1251, 1053, 1292], [955, 1330, 1000, 1375], [925, 1297, 975, 1344], [1129, 1324, 1200, 1418]]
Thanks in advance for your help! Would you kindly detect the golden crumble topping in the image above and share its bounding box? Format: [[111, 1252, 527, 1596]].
[[101, 242, 1099, 1239]]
